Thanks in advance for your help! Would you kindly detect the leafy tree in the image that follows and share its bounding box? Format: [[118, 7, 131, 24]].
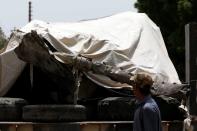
[[0, 27, 7, 50], [135, 0, 196, 81]]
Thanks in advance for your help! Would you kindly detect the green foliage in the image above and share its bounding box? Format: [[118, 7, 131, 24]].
[[0, 27, 7, 50], [135, 0, 197, 81]]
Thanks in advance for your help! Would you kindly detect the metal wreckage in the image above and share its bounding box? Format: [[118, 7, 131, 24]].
[[11, 30, 189, 121], [0, 12, 190, 129]]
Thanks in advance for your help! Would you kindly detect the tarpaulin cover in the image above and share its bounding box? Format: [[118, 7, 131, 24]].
[[0, 34, 26, 96], [0, 11, 180, 95]]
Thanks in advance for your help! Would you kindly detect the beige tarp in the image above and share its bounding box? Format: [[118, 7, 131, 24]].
[[0, 34, 26, 96], [0, 11, 180, 95]]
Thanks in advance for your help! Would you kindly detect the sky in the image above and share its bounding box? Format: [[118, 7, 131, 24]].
[[0, 0, 137, 37]]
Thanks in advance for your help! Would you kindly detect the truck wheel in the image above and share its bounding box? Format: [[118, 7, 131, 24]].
[[98, 97, 136, 121], [153, 96, 187, 121], [23, 105, 86, 122], [0, 97, 28, 121]]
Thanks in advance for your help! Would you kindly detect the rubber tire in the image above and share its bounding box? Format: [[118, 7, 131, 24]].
[[153, 96, 186, 121], [98, 96, 186, 121], [23, 105, 86, 122], [0, 97, 28, 121], [98, 97, 136, 121]]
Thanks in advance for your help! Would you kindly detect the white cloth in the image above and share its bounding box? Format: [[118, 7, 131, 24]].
[[0, 11, 181, 95], [0, 34, 26, 96]]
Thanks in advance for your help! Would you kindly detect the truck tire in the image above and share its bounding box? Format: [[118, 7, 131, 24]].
[[23, 105, 86, 122], [98, 96, 186, 121], [153, 96, 187, 121], [98, 97, 136, 121], [0, 97, 28, 121]]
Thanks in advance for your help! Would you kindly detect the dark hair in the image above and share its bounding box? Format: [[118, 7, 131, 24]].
[[138, 84, 151, 96]]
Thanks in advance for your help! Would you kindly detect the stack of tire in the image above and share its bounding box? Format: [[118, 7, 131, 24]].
[[0, 97, 27, 121], [0, 97, 86, 122], [97, 96, 187, 121], [98, 97, 136, 121], [0, 96, 186, 122], [22, 104, 86, 122]]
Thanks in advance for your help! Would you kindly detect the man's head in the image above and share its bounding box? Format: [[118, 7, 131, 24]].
[[132, 73, 153, 99]]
